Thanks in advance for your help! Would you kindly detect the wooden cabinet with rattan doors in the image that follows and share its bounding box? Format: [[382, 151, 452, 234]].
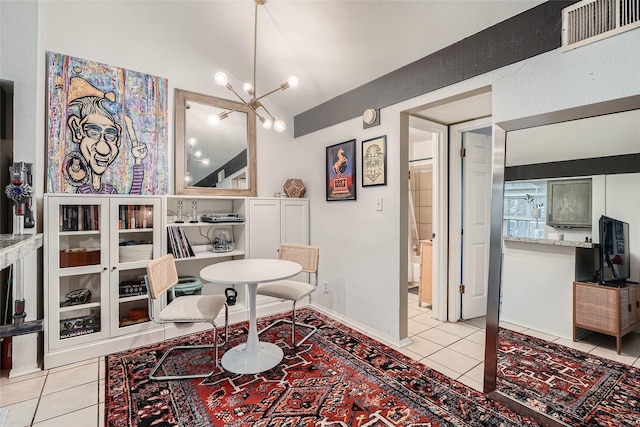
[[573, 281, 640, 354]]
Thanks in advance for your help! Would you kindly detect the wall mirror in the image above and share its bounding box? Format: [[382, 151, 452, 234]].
[[484, 96, 640, 426], [175, 88, 256, 196]]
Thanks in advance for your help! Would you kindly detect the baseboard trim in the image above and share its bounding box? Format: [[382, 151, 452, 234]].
[[309, 303, 411, 348]]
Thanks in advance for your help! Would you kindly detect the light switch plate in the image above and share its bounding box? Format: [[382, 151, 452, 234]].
[[376, 197, 383, 211]]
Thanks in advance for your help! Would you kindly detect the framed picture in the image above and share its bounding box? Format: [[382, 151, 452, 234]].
[[46, 52, 169, 195], [362, 135, 387, 186], [326, 139, 356, 201], [546, 178, 592, 228]]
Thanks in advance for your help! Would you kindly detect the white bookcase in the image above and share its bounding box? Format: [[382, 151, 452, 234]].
[[44, 194, 164, 368], [162, 196, 250, 338], [43, 195, 310, 367]]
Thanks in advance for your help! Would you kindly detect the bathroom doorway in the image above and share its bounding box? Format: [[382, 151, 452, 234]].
[[407, 116, 447, 320], [407, 118, 436, 301], [404, 87, 492, 324]]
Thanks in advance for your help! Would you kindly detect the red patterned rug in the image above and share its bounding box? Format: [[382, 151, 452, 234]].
[[497, 328, 640, 426], [105, 308, 539, 426]]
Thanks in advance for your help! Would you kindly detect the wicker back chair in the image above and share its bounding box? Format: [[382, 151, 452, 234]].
[[145, 254, 228, 380], [257, 244, 319, 347]]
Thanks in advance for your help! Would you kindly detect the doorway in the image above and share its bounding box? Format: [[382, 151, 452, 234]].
[[404, 87, 492, 324], [407, 117, 447, 319]]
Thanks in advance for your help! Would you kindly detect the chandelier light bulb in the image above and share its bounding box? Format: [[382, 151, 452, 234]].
[[260, 118, 273, 129], [202, 159, 210, 166], [208, 114, 220, 126], [287, 76, 299, 88], [274, 119, 286, 133], [243, 82, 254, 95], [214, 72, 228, 86], [194, 150, 202, 158], [188, 137, 196, 145]]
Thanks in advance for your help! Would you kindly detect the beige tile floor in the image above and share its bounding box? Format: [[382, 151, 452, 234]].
[[2, 291, 639, 427]]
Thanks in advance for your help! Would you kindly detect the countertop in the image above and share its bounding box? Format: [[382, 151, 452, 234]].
[[0, 234, 44, 270], [503, 235, 594, 249]]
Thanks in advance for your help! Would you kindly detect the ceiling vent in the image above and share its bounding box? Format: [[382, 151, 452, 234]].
[[562, 0, 640, 51]]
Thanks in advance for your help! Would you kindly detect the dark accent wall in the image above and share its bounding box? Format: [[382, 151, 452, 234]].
[[196, 149, 248, 187], [505, 153, 640, 181], [294, 1, 578, 138]]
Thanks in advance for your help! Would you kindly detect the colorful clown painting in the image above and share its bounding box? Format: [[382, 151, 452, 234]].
[[47, 52, 168, 195]]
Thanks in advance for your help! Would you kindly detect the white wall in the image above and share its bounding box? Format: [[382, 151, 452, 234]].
[[3, 1, 640, 345], [296, 29, 640, 342], [0, 1, 40, 174]]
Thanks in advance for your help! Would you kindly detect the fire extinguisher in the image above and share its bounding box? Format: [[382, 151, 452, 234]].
[[1, 337, 11, 370]]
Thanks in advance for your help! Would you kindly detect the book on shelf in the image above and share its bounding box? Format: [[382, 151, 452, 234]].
[[61, 205, 99, 232], [117, 205, 152, 230], [167, 226, 195, 258]]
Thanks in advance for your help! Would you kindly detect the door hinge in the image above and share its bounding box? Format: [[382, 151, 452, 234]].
[[461, 228, 463, 235], [459, 284, 465, 294], [460, 148, 466, 157]]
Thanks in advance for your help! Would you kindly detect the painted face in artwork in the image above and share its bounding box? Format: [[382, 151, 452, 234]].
[[77, 113, 121, 176]]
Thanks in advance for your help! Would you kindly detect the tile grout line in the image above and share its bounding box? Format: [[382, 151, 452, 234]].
[[29, 370, 49, 427]]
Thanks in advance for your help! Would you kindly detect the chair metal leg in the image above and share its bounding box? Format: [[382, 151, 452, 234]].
[[150, 310, 228, 381], [149, 343, 218, 381], [218, 303, 229, 349], [258, 301, 317, 347]]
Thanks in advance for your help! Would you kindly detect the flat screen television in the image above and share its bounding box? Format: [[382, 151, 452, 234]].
[[599, 215, 630, 285]]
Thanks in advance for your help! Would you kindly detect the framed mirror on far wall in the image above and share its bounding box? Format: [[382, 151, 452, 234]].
[[174, 88, 256, 196]]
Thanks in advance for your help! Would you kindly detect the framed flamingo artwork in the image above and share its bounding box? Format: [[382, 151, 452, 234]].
[[326, 139, 356, 201]]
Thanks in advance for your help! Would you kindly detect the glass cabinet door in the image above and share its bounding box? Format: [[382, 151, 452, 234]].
[[48, 198, 110, 350], [58, 273, 103, 340], [109, 198, 162, 336]]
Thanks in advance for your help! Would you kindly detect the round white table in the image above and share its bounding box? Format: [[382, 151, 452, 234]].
[[200, 258, 302, 374]]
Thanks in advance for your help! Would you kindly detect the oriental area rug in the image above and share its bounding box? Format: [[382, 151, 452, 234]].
[[496, 328, 640, 427], [105, 308, 638, 426]]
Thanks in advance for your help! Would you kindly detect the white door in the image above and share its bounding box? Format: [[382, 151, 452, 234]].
[[449, 119, 492, 320], [462, 127, 492, 319]]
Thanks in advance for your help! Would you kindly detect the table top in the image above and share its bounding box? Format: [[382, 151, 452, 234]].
[[0, 234, 43, 270], [200, 258, 302, 285]]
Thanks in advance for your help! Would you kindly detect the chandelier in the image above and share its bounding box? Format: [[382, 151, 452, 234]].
[[213, 0, 298, 133], [185, 137, 209, 183]]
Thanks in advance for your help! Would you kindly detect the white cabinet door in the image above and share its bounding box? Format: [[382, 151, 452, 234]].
[[281, 199, 310, 245], [109, 197, 163, 337], [45, 196, 110, 351], [248, 198, 309, 259], [248, 198, 282, 258]]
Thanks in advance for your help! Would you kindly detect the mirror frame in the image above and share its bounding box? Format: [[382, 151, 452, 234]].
[[483, 94, 640, 426], [174, 88, 257, 196]]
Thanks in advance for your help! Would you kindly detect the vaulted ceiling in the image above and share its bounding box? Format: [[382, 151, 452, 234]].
[[150, 0, 545, 118]]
